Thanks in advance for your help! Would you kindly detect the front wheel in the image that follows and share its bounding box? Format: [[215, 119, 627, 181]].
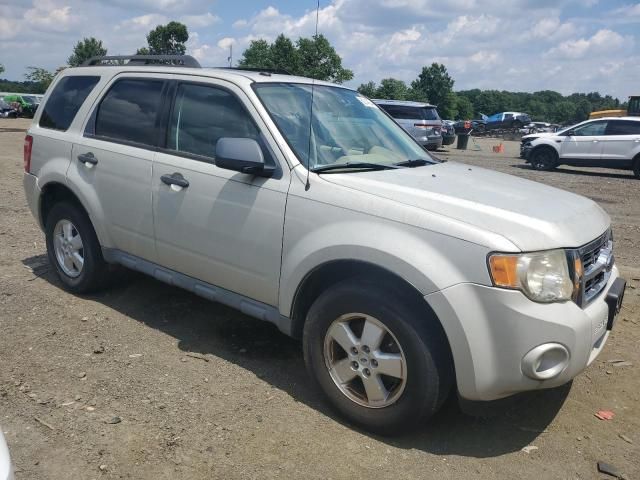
[[530, 148, 558, 171], [633, 158, 640, 179], [303, 279, 453, 435]]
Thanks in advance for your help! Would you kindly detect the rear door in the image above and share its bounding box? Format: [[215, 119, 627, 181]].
[[560, 120, 607, 164], [68, 74, 167, 262], [601, 120, 640, 167]]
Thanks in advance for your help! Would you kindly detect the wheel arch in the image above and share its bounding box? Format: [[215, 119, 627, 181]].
[[39, 181, 112, 247]]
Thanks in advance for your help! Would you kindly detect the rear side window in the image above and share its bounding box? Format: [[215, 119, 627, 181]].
[[605, 120, 640, 135], [167, 83, 261, 161], [95, 78, 164, 146], [380, 104, 440, 121], [40, 76, 100, 131]]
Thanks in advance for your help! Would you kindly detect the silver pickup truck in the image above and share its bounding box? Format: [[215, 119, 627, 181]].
[[22, 55, 626, 434]]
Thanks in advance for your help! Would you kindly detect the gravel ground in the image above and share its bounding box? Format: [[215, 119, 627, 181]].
[[1, 119, 639, 479]]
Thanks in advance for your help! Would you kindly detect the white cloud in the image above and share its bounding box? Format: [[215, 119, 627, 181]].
[[546, 29, 627, 59], [23, 0, 78, 32], [181, 12, 219, 28]]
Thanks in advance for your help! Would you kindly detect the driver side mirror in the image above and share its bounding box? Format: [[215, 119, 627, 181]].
[[215, 138, 274, 177]]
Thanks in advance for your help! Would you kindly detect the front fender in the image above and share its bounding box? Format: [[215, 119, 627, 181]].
[[279, 198, 493, 317]]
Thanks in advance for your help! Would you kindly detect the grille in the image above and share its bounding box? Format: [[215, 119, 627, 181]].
[[576, 230, 613, 307]]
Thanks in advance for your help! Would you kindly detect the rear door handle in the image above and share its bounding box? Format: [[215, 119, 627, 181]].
[[160, 172, 189, 190], [77, 152, 98, 166]]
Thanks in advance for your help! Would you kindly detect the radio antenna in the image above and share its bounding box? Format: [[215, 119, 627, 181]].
[[305, 0, 320, 191]]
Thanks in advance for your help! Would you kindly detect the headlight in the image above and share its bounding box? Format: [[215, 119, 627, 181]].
[[488, 249, 574, 303]]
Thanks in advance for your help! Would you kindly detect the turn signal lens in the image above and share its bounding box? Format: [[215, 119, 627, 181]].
[[489, 255, 519, 288]]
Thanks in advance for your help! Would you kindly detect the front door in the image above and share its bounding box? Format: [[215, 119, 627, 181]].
[[560, 120, 607, 164], [152, 80, 289, 306]]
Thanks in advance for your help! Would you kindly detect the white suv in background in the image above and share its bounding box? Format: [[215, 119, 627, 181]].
[[522, 117, 640, 177]]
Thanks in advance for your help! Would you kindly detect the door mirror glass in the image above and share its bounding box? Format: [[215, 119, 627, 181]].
[[215, 137, 273, 176]]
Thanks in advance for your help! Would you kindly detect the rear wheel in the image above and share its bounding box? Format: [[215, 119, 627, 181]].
[[303, 279, 453, 435], [530, 147, 558, 171], [633, 157, 640, 179], [45, 202, 110, 293]]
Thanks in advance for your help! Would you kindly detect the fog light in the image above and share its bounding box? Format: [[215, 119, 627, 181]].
[[521, 343, 569, 380]]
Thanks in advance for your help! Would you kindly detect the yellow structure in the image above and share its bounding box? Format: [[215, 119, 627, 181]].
[[589, 96, 640, 119]]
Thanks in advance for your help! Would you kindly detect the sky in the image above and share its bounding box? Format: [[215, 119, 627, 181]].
[[1, 0, 639, 99]]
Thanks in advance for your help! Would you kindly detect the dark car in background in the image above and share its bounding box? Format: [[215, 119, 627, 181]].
[[0, 99, 18, 118], [374, 99, 443, 150], [441, 120, 456, 145], [2, 94, 37, 118], [484, 111, 531, 130]]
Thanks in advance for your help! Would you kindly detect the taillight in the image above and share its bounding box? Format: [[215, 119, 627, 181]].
[[24, 134, 33, 173]]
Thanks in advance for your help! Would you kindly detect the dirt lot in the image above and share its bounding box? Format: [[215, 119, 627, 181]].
[[1, 118, 639, 479]]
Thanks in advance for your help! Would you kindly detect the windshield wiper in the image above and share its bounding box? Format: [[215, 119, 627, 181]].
[[311, 162, 399, 173], [393, 158, 435, 167]]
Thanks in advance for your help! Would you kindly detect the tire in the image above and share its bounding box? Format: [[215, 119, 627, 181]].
[[633, 157, 640, 179], [303, 279, 453, 435], [45, 201, 110, 293], [530, 147, 558, 171]]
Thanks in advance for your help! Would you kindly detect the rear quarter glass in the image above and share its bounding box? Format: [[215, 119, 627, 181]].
[[39, 76, 101, 131]]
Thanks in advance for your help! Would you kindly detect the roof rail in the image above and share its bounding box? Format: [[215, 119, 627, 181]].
[[214, 66, 291, 76], [81, 55, 201, 68]]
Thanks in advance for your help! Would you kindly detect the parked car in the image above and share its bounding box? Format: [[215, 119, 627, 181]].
[[3, 94, 37, 118], [522, 117, 640, 177], [0, 430, 13, 480], [484, 111, 531, 130], [23, 55, 626, 434], [373, 99, 442, 150], [519, 122, 558, 134], [441, 120, 456, 145], [453, 119, 485, 134], [0, 99, 18, 118]]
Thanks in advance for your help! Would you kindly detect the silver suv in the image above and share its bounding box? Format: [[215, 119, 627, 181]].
[[374, 99, 443, 150], [23, 55, 626, 434]]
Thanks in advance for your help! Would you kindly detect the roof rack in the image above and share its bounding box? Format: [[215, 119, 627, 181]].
[[214, 66, 291, 76], [82, 55, 201, 68]]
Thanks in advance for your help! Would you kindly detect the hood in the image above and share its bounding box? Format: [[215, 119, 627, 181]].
[[322, 161, 609, 251], [522, 132, 556, 141]]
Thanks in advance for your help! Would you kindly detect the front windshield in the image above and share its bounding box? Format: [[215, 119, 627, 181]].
[[254, 83, 433, 170]]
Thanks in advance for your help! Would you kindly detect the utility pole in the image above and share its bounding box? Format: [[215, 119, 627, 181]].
[[228, 45, 233, 68]]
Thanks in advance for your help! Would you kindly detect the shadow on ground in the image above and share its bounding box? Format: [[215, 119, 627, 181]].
[[24, 254, 571, 458], [511, 163, 635, 180]]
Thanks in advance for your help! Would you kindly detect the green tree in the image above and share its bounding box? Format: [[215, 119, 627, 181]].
[[269, 34, 298, 73], [68, 37, 107, 66], [357, 81, 377, 98], [24, 67, 55, 92], [238, 39, 272, 69], [137, 21, 189, 55], [375, 78, 409, 100], [453, 94, 474, 120], [239, 34, 353, 83], [411, 63, 455, 115]]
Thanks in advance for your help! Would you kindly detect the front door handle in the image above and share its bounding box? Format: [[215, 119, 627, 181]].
[[160, 172, 189, 190], [77, 152, 98, 166]]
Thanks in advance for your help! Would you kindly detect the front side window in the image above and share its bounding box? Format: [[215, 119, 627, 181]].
[[573, 121, 607, 136], [40, 75, 100, 131], [254, 84, 434, 170], [95, 78, 164, 146], [167, 83, 260, 160]]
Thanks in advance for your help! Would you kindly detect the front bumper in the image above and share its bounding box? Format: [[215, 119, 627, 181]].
[[426, 265, 621, 401]]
